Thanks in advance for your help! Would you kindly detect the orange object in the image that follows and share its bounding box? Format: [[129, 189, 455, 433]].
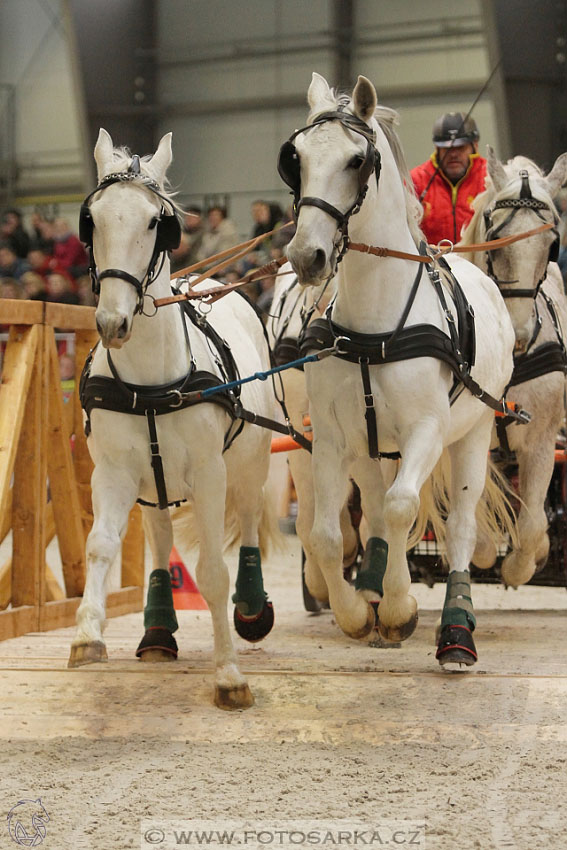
[[168, 546, 208, 610], [271, 432, 313, 453]]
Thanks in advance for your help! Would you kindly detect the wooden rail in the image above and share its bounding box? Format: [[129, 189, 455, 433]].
[[0, 299, 144, 641]]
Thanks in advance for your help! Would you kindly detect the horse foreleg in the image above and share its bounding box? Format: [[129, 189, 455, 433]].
[[378, 428, 444, 642], [192, 460, 253, 710], [68, 465, 138, 667], [310, 442, 375, 640], [501, 442, 555, 587], [349, 457, 390, 603], [136, 505, 178, 662], [436, 417, 494, 667], [288, 450, 329, 603], [231, 455, 274, 643]]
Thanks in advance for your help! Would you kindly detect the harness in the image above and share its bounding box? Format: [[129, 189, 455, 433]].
[[482, 169, 560, 299], [299, 247, 528, 459], [482, 170, 567, 461]]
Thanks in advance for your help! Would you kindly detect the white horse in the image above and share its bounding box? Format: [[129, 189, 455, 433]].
[[68, 129, 276, 709], [460, 148, 567, 587], [282, 73, 517, 666], [269, 265, 361, 609]]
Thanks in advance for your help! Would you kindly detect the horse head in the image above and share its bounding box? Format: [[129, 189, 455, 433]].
[[282, 73, 380, 285], [83, 128, 180, 348], [481, 147, 567, 350]]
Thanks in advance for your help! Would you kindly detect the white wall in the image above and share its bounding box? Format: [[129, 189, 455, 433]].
[[157, 0, 498, 239]]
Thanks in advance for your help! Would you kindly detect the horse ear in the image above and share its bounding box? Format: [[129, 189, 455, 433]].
[[307, 72, 335, 111], [146, 132, 173, 185], [486, 145, 507, 192], [545, 152, 567, 197], [352, 76, 377, 123], [94, 128, 115, 181]]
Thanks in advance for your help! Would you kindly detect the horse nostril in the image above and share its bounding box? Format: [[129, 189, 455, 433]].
[[117, 317, 129, 339], [311, 248, 327, 274]]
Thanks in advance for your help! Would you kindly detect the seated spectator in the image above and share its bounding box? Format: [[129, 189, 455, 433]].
[[196, 206, 239, 276], [30, 212, 54, 253], [75, 274, 96, 306], [0, 278, 22, 300], [1, 209, 31, 259], [0, 243, 30, 281], [52, 218, 89, 278], [20, 271, 47, 301], [27, 244, 71, 284], [45, 272, 80, 305]]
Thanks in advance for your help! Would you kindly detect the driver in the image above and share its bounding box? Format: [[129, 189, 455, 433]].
[[411, 112, 487, 246]]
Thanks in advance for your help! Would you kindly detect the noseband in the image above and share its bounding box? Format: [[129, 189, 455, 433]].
[[278, 109, 382, 273], [79, 154, 181, 314], [483, 169, 560, 299]]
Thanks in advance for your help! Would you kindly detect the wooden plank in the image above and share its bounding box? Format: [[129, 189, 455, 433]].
[[45, 327, 86, 597], [0, 488, 12, 545], [0, 606, 37, 641], [0, 299, 44, 325], [38, 586, 143, 632], [45, 566, 65, 602], [43, 302, 96, 330], [121, 505, 145, 588], [0, 560, 10, 610], [11, 323, 46, 616], [0, 326, 39, 528]]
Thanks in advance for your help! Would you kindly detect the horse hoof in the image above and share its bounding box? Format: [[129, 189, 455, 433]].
[[436, 624, 477, 667], [67, 641, 108, 668], [233, 600, 274, 642], [214, 683, 254, 710], [136, 627, 178, 661], [378, 610, 418, 642], [344, 602, 376, 640]]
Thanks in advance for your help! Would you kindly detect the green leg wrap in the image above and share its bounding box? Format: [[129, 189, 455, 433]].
[[144, 569, 179, 633], [354, 537, 388, 597], [441, 570, 476, 631], [232, 546, 266, 616]]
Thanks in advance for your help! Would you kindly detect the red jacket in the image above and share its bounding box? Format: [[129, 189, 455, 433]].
[[411, 153, 487, 246]]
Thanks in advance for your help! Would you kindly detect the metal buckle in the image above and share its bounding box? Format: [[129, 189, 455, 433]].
[[167, 389, 184, 408]]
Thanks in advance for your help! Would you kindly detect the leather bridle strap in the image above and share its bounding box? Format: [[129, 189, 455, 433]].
[[347, 221, 556, 265]]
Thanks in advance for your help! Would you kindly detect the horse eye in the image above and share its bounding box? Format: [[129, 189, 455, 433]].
[[348, 155, 364, 170], [148, 217, 158, 230]]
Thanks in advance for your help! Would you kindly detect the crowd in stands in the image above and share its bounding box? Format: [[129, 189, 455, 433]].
[[0, 208, 95, 306]]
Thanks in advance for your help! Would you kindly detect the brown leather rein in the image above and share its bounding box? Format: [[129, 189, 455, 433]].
[[153, 220, 556, 309]]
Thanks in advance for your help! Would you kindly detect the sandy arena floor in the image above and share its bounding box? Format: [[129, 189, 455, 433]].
[[1, 533, 566, 850]]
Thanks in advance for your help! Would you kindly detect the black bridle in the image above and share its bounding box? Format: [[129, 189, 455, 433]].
[[79, 154, 181, 314], [277, 109, 382, 273], [483, 169, 560, 299]]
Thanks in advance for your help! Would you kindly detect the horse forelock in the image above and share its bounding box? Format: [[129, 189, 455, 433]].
[[306, 87, 424, 244], [100, 145, 182, 214]]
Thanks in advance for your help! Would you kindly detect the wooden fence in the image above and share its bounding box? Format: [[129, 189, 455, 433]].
[[0, 299, 144, 642]]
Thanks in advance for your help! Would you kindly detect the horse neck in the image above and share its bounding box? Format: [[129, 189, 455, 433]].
[[108, 262, 192, 385], [333, 160, 423, 333]]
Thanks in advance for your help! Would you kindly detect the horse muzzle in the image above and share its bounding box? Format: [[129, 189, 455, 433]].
[[286, 242, 332, 286], [95, 309, 132, 348]]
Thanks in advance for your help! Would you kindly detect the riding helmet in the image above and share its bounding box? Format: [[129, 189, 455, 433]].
[[432, 112, 479, 147]]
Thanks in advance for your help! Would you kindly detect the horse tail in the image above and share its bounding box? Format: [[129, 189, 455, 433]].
[[172, 485, 283, 559], [410, 451, 518, 557]]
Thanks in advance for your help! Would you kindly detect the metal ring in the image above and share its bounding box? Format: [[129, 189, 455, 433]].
[[141, 293, 158, 317]]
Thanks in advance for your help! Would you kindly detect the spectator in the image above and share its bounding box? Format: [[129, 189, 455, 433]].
[[30, 212, 54, 253], [0, 278, 22, 300], [411, 112, 486, 245], [0, 243, 30, 281], [75, 274, 96, 306], [170, 207, 205, 273], [27, 244, 72, 285], [45, 272, 80, 305], [196, 206, 239, 276], [21, 271, 47, 301], [0, 209, 31, 258], [51, 218, 89, 278]]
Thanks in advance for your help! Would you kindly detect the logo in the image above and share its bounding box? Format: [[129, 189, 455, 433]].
[[7, 799, 50, 847]]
